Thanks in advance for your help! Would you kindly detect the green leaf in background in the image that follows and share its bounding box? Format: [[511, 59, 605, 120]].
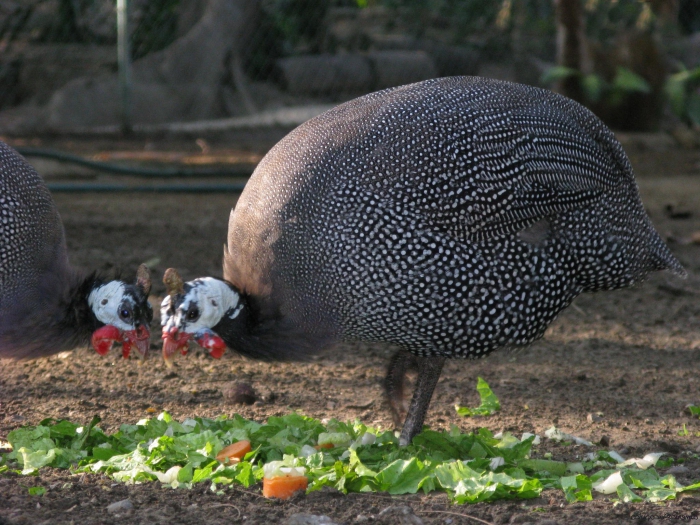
[[612, 67, 651, 94], [456, 377, 500, 417], [27, 486, 46, 496], [581, 74, 606, 103], [685, 96, 700, 127], [665, 66, 700, 120], [665, 73, 688, 116], [541, 66, 579, 84]]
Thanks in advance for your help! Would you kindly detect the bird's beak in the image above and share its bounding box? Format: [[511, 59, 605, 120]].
[[162, 326, 191, 368], [91, 324, 150, 359], [121, 325, 151, 359]]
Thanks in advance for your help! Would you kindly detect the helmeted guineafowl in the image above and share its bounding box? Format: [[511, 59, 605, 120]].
[[0, 141, 153, 360], [160, 77, 684, 445]]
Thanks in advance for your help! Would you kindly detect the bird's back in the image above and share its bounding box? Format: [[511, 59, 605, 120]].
[[0, 142, 76, 357], [226, 77, 683, 356], [0, 142, 70, 299]]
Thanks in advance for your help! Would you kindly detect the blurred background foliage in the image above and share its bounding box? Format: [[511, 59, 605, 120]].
[[2, 0, 700, 132]]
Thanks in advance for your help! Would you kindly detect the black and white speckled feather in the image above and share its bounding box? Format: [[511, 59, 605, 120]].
[[160, 77, 684, 444], [224, 77, 683, 361]]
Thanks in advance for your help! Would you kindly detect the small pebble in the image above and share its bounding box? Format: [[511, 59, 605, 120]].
[[107, 499, 133, 514], [223, 382, 257, 405]]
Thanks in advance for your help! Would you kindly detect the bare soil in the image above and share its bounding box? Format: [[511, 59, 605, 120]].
[[1, 135, 700, 525]]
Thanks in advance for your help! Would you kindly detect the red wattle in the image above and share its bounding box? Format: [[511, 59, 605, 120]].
[[91, 325, 121, 356], [195, 332, 227, 359], [121, 341, 132, 359], [209, 346, 225, 359]]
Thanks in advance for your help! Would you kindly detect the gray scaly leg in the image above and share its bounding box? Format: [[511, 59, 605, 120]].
[[399, 355, 445, 446], [384, 349, 417, 427]]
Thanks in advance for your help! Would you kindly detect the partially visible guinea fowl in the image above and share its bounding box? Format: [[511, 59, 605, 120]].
[[0, 141, 152, 359], [160, 77, 684, 445]]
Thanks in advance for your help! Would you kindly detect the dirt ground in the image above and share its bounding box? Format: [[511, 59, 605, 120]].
[[1, 133, 700, 525]]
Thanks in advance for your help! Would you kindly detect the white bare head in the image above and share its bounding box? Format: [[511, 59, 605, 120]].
[[86, 264, 152, 358], [89, 281, 139, 331], [160, 269, 243, 366], [161, 277, 242, 334]]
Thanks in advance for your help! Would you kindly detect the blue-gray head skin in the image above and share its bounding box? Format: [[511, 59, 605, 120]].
[[159, 77, 685, 444], [0, 141, 153, 359]]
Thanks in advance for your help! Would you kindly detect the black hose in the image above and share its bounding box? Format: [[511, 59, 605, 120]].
[[16, 147, 256, 178], [47, 182, 248, 193]]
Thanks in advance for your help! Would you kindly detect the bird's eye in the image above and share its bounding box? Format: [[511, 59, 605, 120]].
[[186, 307, 199, 321], [119, 307, 132, 320]]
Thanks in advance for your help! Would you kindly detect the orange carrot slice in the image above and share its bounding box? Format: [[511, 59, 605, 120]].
[[262, 475, 309, 499], [314, 443, 334, 450], [216, 440, 251, 463]]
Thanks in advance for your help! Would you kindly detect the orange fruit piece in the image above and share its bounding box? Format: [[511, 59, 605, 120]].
[[216, 440, 252, 464], [314, 443, 334, 450], [262, 475, 309, 499]]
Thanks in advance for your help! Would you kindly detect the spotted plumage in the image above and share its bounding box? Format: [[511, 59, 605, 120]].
[[0, 141, 153, 359], [162, 77, 684, 444]]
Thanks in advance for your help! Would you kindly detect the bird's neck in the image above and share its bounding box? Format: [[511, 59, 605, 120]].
[[213, 292, 334, 361], [0, 269, 101, 359], [63, 273, 104, 340], [212, 294, 257, 356]]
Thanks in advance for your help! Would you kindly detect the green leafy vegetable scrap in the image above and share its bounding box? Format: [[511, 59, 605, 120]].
[[455, 377, 501, 417], [1, 378, 699, 505]]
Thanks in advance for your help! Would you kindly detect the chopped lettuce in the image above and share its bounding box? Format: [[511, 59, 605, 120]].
[[455, 377, 501, 417], [2, 379, 699, 505]]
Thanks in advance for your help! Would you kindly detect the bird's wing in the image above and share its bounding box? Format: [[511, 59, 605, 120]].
[[454, 105, 629, 242], [352, 98, 633, 244]]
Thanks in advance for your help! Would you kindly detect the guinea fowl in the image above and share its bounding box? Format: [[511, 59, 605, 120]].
[[160, 77, 684, 445], [0, 141, 152, 360]]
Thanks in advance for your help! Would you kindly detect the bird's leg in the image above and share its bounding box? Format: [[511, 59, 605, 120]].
[[384, 350, 418, 427], [398, 355, 446, 446]]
